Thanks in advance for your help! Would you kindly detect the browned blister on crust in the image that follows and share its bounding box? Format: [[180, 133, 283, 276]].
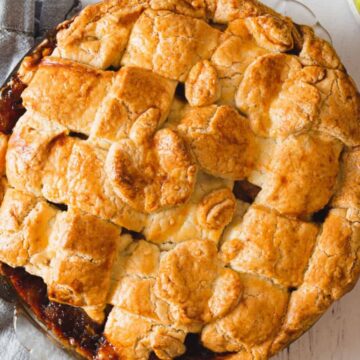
[[178, 105, 257, 180], [106, 127, 197, 213]]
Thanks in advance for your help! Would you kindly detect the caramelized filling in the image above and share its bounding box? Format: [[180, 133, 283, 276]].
[[1, 264, 103, 359], [0, 17, 75, 134], [233, 180, 261, 204], [1, 264, 229, 360], [0, 75, 27, 134]]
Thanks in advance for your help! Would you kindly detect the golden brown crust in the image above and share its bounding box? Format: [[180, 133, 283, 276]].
[[112, 240, 160, 280], [143, 172, 235, 244], [149, 0, 211, 18], [270, 284, 332, 355], [197, 187, 236, 230], [0, 188, 55, 268], [105, 128, 197, 213], [6, 114, 147, 231], [299, 26, 343, 70], [155, 240, 242, 330], [55, 0, 147, 69], [0, 133, 8, 176], [185, 60, 221, 106], [121, 9, 221, 81], [21, 57, 114, 135], [48, 208, 123, 307], [67, 141, 147, 230], [236, 53, 360, 144], [222, 205, 319, 287], [104, 307, 187, 360], [314, 68, 360, 146], [212, 0, 277, 24], [178, 105, 257, 180], [256, 133, 342, 216], [211, 15, 299, 105], [245, 15, 296, 52], [42, 136, 77, 204], [303, 209, 360, 300], [201, 273, 289, 356], [235, 53, 302, 136], [272, 209, 360, 353], [6, 113, 68, 196], [91, 66, 176, 146]]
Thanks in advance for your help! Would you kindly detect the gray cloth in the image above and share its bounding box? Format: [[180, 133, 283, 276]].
[[0, 2, 82, 358], [0, 276, 28, 360], [0, 0, 81, 84]]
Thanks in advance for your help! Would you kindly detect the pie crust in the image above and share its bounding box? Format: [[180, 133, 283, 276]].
[[0, 0, 360, 359]]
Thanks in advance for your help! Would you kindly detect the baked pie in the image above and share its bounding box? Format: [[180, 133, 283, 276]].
[[0, 0, 359, 359]]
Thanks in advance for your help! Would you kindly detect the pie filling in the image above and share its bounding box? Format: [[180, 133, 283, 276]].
[[0, 1, 360, 360]]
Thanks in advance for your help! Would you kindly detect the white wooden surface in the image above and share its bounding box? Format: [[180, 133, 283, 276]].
[[84, 1, 360, 359]]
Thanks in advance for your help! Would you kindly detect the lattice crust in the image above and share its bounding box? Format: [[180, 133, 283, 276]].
[[1, 0, 360, 359]]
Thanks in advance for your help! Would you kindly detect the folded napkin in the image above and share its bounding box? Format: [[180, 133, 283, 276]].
[[0, 0, 81, 84], [0, 2, 82, 358]]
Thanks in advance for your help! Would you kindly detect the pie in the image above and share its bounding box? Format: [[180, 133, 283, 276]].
[[0, 0, 359, 359]]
